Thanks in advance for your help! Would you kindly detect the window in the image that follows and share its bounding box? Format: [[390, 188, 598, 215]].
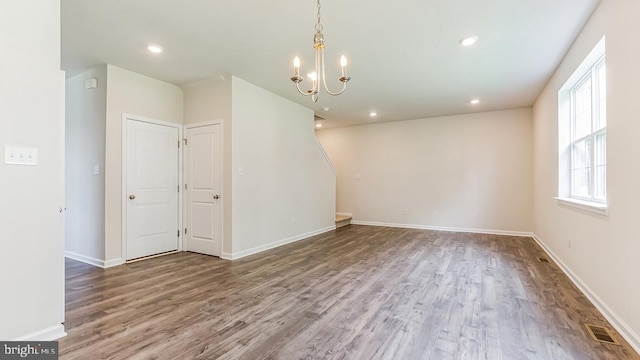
[[558, 37, 606, 213], [570, 57, 606, 201]]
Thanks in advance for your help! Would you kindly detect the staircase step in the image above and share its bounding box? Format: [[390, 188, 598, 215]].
[[335, 213, 352, 228]]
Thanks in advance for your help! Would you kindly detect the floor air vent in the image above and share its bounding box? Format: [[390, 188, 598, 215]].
[[585, 324, 619, 345], [537, 257, 550, 263]]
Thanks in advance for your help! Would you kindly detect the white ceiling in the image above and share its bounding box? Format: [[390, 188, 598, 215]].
[[61, 0, 600, 128]]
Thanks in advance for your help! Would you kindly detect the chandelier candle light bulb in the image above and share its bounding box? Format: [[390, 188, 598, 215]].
[[309, 71, 318, 90], [340, 55, 347, 78], [293, 57, 301, 77], [290, 0, 351, 103]]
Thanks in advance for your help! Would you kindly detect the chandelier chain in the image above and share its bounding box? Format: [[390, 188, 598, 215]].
[[315, 0, 323, 32]]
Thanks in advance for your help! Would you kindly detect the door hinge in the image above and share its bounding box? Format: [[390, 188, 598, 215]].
[[184, 228, 188, 235], [178, 229, 180, 237], [177, 185, 180, 193], [183, 138, 188, 146], [178, 140, 180, 148]]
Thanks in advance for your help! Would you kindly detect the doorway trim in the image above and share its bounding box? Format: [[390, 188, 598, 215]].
[[121, 113, 183, 262]]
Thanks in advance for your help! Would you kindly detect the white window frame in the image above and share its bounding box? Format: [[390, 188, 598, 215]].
[[569, 57, 606, 202], [557, 37, 607, 215]]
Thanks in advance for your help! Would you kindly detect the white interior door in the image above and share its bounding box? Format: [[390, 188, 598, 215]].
[[184, 123, 222, 257], [126, 119, 179, 260]]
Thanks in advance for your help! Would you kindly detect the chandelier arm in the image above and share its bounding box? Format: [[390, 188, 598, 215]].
[[295, 82, 317, 97], [315, 45, 321, 95], [320, 48, 348, 96]]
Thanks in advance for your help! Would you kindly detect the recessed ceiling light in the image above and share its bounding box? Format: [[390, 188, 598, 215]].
[[147, 44, 163, 54], [369, 112, 377, 117], [315, 123, 323, 128], [459, 36, 478, 47], [470, 99, 480, 105], [322, 107, 330, 112]]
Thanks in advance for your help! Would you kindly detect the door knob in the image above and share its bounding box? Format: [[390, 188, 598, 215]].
[[129, 195, 136, 200], [213, 195, 219, 200]]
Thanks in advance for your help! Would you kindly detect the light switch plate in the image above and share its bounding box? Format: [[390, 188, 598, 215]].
[[4, 145, 38, 166]]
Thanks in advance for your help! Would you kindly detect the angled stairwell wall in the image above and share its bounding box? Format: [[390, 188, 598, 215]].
[[228, 77, 336, 258]]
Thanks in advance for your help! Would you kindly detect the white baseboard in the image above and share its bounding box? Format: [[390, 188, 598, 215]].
[[223, 225, 336, 260], [350, 220, 533, 238], [336, 212, 353, 217], [65, 251, 124, 269], [104, 258, 124, 268], [65, 251, 105, 268], [12, 324, 66, 341], [531, 233, 640, 354]]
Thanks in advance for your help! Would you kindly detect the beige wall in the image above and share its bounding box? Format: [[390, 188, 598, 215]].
[[181, 76, 336, 258], [181, 77, 233, 255], [532, 0, 640, 350], [65, 66, 107, 262], [182, 77, 232, 125], [317, 108, 533, 233], [230, 77, 336, 257], [104, 65, 183, 262], [0, 0, 65, 339]]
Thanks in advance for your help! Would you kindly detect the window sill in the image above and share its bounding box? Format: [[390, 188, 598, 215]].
[[554, 197, 608, 216]]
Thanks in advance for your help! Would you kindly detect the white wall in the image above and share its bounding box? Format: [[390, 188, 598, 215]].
[[0, 0, 65, 340], [104, 65, 183, 262], [317, 108, 533, 233], [65, 66, 107, 262], [532, 0, 640, 350], [230, 77, 336, 257], [182, 77, 233, 254]]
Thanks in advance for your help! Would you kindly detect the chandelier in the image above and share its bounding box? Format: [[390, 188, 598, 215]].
[[290, 0, 351, 103]]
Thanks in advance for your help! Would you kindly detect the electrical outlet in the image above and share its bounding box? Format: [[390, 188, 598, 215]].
[[403, 208, 409, 214]]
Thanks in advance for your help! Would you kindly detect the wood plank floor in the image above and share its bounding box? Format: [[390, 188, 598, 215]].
[[59, 225, 640, 359]]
